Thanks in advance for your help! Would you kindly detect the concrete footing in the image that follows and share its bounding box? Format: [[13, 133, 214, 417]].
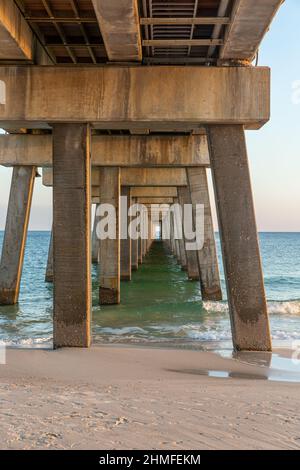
[[52, 123, 91, 348], [207, 125, 272, 351], [0, 166, 36, 305]]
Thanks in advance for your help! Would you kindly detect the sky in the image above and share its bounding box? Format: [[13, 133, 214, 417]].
[[0, 0, 300, 232]]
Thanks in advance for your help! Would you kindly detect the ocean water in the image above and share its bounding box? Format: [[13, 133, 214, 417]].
[[0, 232, 300, 349]]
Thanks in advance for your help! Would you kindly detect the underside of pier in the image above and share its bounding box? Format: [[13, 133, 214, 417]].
[[0, 0, 284, 351]]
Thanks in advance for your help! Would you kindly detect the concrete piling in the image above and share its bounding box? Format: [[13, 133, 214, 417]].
[[99, 167, 121, 305], [0, 166, 36, 305], [207, 125, 271, 351], [121, 187, 132, 281], [52, 123, 91, 348], [186, 167, 222, 301]]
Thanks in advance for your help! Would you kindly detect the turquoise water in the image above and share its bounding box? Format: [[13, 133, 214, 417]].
[[1, 232, 300, 348]]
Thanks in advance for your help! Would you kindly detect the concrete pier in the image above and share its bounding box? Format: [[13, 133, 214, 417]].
[[177, 187, 200, 281], [131, 198, 139, 271], [121, 187, 132, 281], [92, 205, 100, 264], [52, 124, 91, 348], [45, 229, 53, 283], [207, 125, 271, 351], [186, 168, 222, 301], [174, 198, 187, 271], [0, 0, 281, 351], [0, 166, 36, 305], [99, 168, 121, 305]]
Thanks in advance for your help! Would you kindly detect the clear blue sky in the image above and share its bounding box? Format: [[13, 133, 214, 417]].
[[0, 0, 299, 231]]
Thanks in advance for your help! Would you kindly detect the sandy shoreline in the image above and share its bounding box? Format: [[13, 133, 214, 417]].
[[1, 345, 300, 450]]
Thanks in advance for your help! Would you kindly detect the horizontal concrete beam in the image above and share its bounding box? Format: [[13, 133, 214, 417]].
[[0, 0, 33, 61], [137, 197, 174, 205], [0, 134, 209, 167], [221, 0, 283, 61], [131, 187, 177, 198], [43, 168, 188, 188], [0, 66, 270, 129], [90, 188, 176, 202], [92, 0, 142, 62]]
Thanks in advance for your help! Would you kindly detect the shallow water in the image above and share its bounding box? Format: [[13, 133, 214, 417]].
[[1, 232, 300, 349]]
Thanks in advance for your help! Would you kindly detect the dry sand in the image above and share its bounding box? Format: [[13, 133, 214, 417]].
[[0, 345, 300, 450]]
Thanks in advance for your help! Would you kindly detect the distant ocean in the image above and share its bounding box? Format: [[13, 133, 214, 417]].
[[1, 231, 300, 349]]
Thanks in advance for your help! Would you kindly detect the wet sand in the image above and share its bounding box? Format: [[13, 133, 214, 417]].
[[1, 345, 300, 450]]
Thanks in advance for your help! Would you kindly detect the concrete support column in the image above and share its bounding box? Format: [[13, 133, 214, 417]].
[[131, 198, 139, 271], [174, 197, 187, 271], [169, 212, 176, 256], [141, 206, 148, 258], [0, 166, 36, 305], [99, 167, 120, 304], [121, 187, 132, 281], [53, 123, 91, 348], [138, 204, 143, 264], [92, 204, 100, 264], [207, 125, 271, 351], [186, 167, 222, 301], [45, 228, 53, 283], [177, 187, 199, 280], [147, 216, 152, 252]]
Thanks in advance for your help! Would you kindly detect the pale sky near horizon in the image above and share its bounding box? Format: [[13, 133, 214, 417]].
[[0, 0, 299, 232]]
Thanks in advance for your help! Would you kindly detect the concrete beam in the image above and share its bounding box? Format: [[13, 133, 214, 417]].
[[137, 197, 174, 205], [43, 168, 188, 188], [131, 187, 177, 198], [0, 0, 33, 61], [92, 0, 142, 62], [221, 0, 283, 61], [0, 66, 270, 129], [0, 134, 209, 167], [121, 168, 188, 187]]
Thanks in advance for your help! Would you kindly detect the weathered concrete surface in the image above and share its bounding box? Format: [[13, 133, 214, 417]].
[[43, 168, 188, 188], [187, 167, 222, 301], [131, 198, 139, 271], [121, 187, 132, 281], [220, 0, 284, 61], [137, 197, 174, 205], [92, 0, 142, 62], [121, 168, 187, 187], [177, 186, 200, 281], [92, 204, 100, 264], [99, 167, 120, 305], [45, 229, 53, 283], [0, 0, 33, 60], [131, 187, 178, 198], [52, 124, 91, 348], [174, 198, 187, 271], [207, 125, 272, 352], [0, 66, 270, 130], [0, 134, 209, 167], [0, 166, 35, 305]]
